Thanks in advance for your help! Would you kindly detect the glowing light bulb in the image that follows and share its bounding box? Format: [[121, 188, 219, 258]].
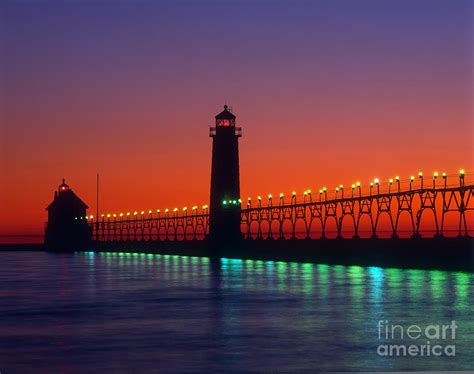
[[356, 182, 360, 187], [410, 176, 415, 181], [279, 193, 284, 198], [374, 178, 379, 185], [134, 211, 138, 215], [183, 207, 187, 211], [173, 208, 178, 212], [107, 214, 111, 218], [389, 179, 393, 184], [395, 176, 399, 181], [268, 194, 272, 199], [339, 184, 344, 189], [148, 210, 152, 214], [127, 212, 130, 216], [292, 191, 296, 196], [460, 169, 465, 176], [433, 172, 438, 179], [351, 184, 355, 189], [258, 196, 262, 200], [418, 172, 423, 178]]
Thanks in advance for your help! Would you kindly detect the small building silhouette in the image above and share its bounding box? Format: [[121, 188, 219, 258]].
[[44, 179, 91, 250]]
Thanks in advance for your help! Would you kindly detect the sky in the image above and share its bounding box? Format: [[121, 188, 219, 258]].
[[1, 0, 473, 238]]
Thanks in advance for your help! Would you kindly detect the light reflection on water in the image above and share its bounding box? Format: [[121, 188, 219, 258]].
[[0, 251, 472, 372]]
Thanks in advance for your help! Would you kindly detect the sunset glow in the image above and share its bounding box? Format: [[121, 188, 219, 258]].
[[1, 0, 473, 241]]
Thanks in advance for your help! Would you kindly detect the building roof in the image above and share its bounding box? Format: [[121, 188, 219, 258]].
[[215, 105, 236, 120], [46, 189, 89, 211]]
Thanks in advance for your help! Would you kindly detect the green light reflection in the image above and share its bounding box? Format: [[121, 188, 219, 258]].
[[385, 268, 403, 301], [301, 263, 314, 294], [407, 269, 425, 300], [316, 264, 329, 298], [368, 266, 384, 303], [348, 265, 365, 301], [455, 272, 470, 309], [430, 270, 446, 300]]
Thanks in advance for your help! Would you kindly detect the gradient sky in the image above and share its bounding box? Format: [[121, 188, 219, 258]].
[[1, 0, 473, 237]]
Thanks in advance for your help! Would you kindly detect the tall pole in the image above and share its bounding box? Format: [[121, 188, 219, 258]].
[[96, 173, 99, 241]]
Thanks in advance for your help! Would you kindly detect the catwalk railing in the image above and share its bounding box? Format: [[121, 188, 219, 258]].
[[88, 178, 473, 242], [243, 184, 473, 240]]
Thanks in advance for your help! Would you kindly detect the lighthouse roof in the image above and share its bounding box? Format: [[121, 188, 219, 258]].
[[46, 190, 89, 211], [46, 180, 89, 211], [215, 105, 236, 120]]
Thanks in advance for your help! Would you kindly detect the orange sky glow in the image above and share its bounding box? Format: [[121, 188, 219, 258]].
[[1, 1, 473, 241]]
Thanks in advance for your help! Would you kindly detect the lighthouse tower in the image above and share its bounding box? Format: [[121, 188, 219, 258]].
[[209, 105, 242, 243], [44, 179, 91, 250]]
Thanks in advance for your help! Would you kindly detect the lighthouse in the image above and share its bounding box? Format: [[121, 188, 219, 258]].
[[44, 179, 91, 250], [209, 105, 242, 243]]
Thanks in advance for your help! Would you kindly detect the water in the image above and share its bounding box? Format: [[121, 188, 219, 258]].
[[0, 251, 472, 373]]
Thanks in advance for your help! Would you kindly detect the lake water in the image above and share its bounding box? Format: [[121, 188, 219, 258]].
[[0, 251, 472, 373]]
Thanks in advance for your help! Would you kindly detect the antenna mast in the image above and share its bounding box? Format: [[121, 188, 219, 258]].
[[96, 173, 99, 241]]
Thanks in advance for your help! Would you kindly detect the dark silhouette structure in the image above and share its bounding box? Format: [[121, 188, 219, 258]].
[[44, 179, 91, 250], [43, 107, 474, 271], [209, 105, 242, 244], [91, 180, 473, 241]]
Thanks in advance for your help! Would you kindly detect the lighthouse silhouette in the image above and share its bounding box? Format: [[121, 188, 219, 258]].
[[209, 105, 242, 244], [44, 179, 91, 250]]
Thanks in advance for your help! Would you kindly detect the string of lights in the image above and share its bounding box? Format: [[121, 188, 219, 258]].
[[83, 168, 472, 242], [77, 169, 470, 222]]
